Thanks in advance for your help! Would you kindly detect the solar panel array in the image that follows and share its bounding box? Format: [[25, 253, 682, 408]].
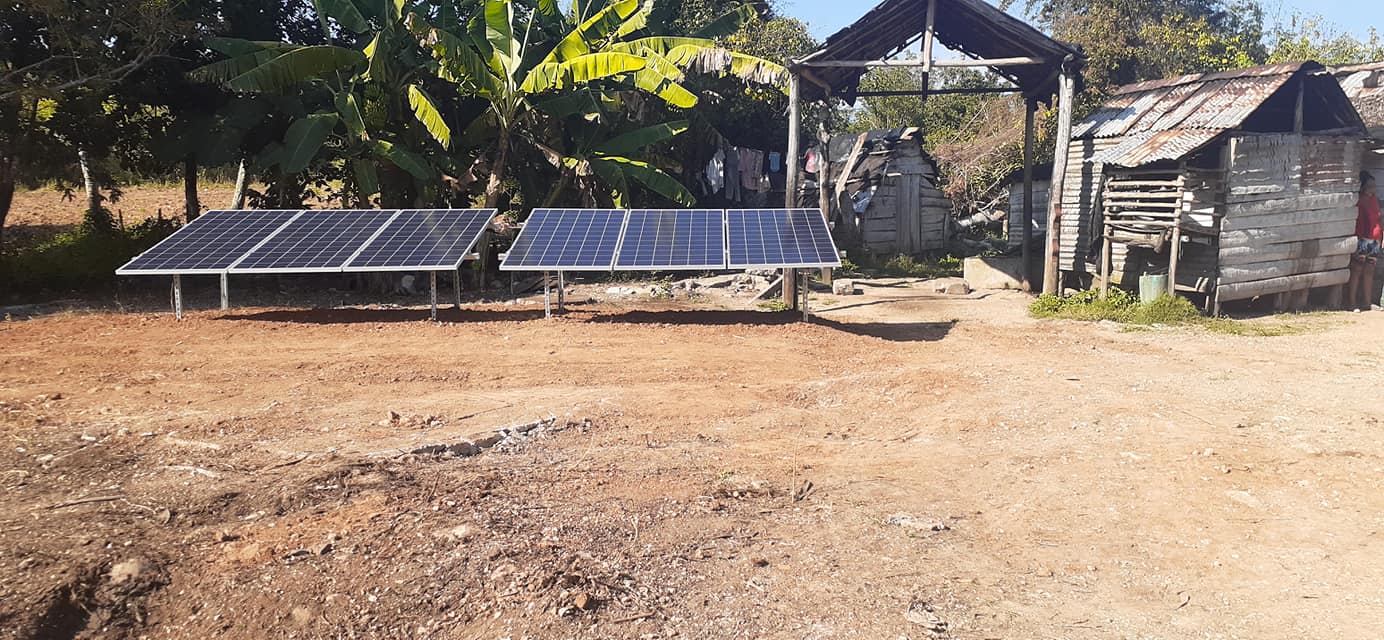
[[345, 209, 494, 272], [115, 210, 301, 275], [726, 209, 842, 269], [615, 209, 726, 270], [117, 209, 494, 276], [501, 209, 627, 271], [500, 208, 840, 271]]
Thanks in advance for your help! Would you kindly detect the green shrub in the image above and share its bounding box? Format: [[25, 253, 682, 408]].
[[2, 217, 180, 296], [1030, 288, 1311, 336], [876, 254, 964, 279]]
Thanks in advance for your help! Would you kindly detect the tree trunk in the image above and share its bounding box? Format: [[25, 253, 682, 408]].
[[540, 172, 572, 208], [0, 154, 15, 257], [183, 154, 200, 221], [229, 157, 248, 209], [483, 135, 510, 209], [79, 149, 100, 215]]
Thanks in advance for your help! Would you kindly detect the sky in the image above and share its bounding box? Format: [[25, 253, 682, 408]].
[[783, 0, 1379, 40]]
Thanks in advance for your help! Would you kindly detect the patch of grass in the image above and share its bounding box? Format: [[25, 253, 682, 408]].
[[2, 216, 180, 297], [1030, 288, 1313, 337], [757, 300, 791, 312], [865, 254, 963, 279]]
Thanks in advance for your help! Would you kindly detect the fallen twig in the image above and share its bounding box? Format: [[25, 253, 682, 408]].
[[164, 465, 221, 479], [260, 453, 311, 472], [611, 612, 655, 624], [50, 495, 125, 509]]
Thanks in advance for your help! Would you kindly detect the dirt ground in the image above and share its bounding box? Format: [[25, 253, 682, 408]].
[[1, 276, 1383, 639]]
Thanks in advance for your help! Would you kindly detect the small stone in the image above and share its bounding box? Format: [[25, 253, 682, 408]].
[[387, 410, 402, 423], [290, 606, 314, 626], [108, 558, 150, 585], [34, 453, 55, 465], [572, 592, 595, 611], [832, 279, 857, 295], [315, 542, 334, 555], [944, 282, 970, 296]]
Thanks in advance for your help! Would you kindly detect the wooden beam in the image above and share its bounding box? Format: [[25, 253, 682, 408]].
[[818, 104, 833, 286], [1022, 98, 1036, 292], [784, 73, 801, 309], [853, 87, 1021, 97], [801, 56, 1044, 69], [1043, 63, 1076, 295], [920, 0, 937, 98]]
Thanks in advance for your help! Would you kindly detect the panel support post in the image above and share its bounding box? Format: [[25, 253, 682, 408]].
[[1044, 62, 1077, 296], [219, 272, 229, 310], [784, 71, 802, 309], [429, 271, 438, 321], [543, 271, 552, 319], [1022, 98, 1037, 293], [557, 271, 565, 312], [454, 267, 462, 310], [172, 274, 183, 321], [801, 269, 811, 322]]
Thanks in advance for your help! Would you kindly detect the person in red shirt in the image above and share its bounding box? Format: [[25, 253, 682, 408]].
[[1349, 172, 1382, 311]]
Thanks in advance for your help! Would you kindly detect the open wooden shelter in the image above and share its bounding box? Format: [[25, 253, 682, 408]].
[[783, 0, 1084, 299], [1059, 62, 1368, 312]]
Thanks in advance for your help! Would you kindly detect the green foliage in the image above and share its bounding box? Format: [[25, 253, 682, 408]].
[[1029, 290, 1309, 336], [1266, 13, 1384, 65], [871, 254, 963, 279], [2, 217, 180, 295]]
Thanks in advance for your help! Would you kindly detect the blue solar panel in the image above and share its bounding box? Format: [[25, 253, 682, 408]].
[[499, 209, 626, 271], [116, 210, 300, 275], [229, 210, 397, 273], [614, 209, 726, 270], [343, 209, 494, 272], [726, 209, 841, 269]]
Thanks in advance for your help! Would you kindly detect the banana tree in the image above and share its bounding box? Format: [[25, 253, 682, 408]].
[[190, 0, 459, 207], [411, 0, 787, 208]]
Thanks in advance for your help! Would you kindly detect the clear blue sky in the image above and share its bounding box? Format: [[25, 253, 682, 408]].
[[784, 0, 1380, 40]]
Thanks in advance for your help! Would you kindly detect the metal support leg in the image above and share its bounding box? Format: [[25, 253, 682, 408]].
[[557, 271, 565, 312], [172, 274, 183, 321], [802, 269, 810, 322], [543, 271, 552, 319], [429, 271, 438, 321], [219, 273, 229, 310], [454, 267, 462, 310]]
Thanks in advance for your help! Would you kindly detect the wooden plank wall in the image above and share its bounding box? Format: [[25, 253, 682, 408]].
[[1215, 134, 1360, 302], [859, 144, 950, 254], [1058, 138, 1122, 272]]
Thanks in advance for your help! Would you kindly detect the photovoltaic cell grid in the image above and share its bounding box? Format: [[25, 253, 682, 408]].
[[499, 209, 626, 271], [115, 210, 300, 275], [726, 209, 841, 269], [614, 209, 726, 270], [344, 209, 494, 272], [229, 210, 397, 273]]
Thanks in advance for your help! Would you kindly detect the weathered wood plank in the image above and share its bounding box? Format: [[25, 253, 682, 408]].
[[1218, 237, 1356, 265], [1215, 269, 1350, 302], [1219, 220, 1355, 248], [1217, 255, 1351, 284], [1225, 192, 1356, 216], [1221, 205, 1356, 231]]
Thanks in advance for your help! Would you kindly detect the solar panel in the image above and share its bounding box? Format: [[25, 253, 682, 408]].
[[228, 210, 397, 273], [343, 209, 494, 272], [726, 209, 841, 269], [614, 209, 727, 270], [499, 209, 626, 271], [115, 210, 300, 275]]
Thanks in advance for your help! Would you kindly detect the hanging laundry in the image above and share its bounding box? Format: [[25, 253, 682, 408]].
[[768, 151, 782, 173], [804, 150, 818, 174], [705, 149, 725, 194], [723, 144, 741, 202], [740, 148, 764, 192]]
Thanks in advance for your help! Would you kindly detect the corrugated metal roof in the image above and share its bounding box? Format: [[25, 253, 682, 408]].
[[1333, 62, 1384, 134], [1090, 129, 1223, 166], [796, 0, 1082, 103], [1072, 61, 1366, 166]]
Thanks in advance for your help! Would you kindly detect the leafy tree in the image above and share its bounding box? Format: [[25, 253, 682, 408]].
[[1266, 12, 1384, 66]]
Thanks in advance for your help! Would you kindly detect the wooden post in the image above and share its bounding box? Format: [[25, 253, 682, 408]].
[[1167, 222, 1182, 297], [920, 0, 937, 103], [818, 105, 833, 286], [784, 72, 802, 309], [1044, 62, 1076, 295], [1022, 98, 1037, 292], [1099, 224, 1112, 299], [1294, 77, 1305, 134]]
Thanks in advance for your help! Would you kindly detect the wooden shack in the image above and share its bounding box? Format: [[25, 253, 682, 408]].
[[1002, 165, 1050, 250], [1335, 61, 1384, 181], [810, 128, 952, 255], [1057, 62, 1367, 312]]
